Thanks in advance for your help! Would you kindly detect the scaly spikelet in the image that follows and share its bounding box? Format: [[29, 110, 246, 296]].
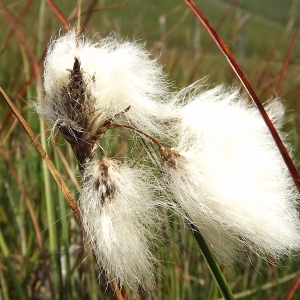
[[36, 29, 172, 141]]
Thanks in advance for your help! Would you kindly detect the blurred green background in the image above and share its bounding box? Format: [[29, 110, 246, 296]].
[[0, 0, 300, 299]]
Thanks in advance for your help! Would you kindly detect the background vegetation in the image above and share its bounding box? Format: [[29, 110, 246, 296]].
[[0, 0, 300, 299]]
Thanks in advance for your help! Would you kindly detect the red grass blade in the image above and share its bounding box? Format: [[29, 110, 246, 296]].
[[0, 0, 42, 89], [0, 148, 54, 298], [188, 0, 239, 83], [46, 0, 71, 31], [0, 87, 127, 300], [275, 23, 300, 96], [183, 0, 300, 192], [0, 86, 79, 217], [284, 272, 300, 300], [0, 0, 33, 58]]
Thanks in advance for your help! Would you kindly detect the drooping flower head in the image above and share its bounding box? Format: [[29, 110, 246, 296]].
[[161, 85, 300, 262], [79, 156, 160, 287]]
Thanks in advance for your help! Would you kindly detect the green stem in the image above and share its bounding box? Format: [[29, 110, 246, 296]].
[[137, 129, 235, 299], [54, 147, 72, 299], [189, 223, 235, 300], [0, 230, 26, 300]]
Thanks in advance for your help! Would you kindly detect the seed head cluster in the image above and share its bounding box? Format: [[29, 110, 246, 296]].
[[36, 28, 300, 288]]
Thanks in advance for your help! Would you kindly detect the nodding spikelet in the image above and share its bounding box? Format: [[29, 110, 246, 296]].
[[79, 157, 159, 287], [161, 85, 300, 262], [36, 28, 173, 142]]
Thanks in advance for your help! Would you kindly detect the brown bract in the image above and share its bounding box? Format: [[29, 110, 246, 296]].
[[160, 146, 180, 168], [96, 157, 117, 205]]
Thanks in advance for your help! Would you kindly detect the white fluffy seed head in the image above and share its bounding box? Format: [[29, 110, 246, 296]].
[[37, 29, 174, 140], [163, 85, 300, 263], [79, 157, 160, 288], [37, 28, 300, 275]]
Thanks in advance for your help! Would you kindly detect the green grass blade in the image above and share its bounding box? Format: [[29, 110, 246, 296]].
[[189, 223, 235, 300], [0, 230, 26, 300], [54, 146, 73, 299], [40, 122, 64, 297]]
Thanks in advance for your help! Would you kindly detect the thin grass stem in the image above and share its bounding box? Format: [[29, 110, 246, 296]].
[[189, 223, 235, 300]]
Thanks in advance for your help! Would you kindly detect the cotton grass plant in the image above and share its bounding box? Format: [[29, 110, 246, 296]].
[[1, 1, 300, 299], [34, 19, 300, 295]]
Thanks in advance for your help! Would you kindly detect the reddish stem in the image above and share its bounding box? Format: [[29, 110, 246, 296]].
[[284, 272, 300, 300], [183, 0, 300, 192], [109, 123, 163, 149], [46, 0, 71, 30], [275, 23, 300, 96], [0, 148, 54, 298], [188, 0, 239, 83], [0, 1, 42, 89], [0, 0, 33, 58]]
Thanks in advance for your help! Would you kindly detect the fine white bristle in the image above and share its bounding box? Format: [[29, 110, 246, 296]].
[[164, 84, 300, 262], [37, 29, 173, 139], [79, 157, 159, 287], [38, 28, 300, 282]]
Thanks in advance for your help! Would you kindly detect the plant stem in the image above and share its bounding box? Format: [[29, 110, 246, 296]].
[[189, 223, 235, 300], [183, 0, 300, 192]]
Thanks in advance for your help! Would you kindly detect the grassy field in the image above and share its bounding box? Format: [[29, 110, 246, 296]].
[[0, 0, 300, 299]]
